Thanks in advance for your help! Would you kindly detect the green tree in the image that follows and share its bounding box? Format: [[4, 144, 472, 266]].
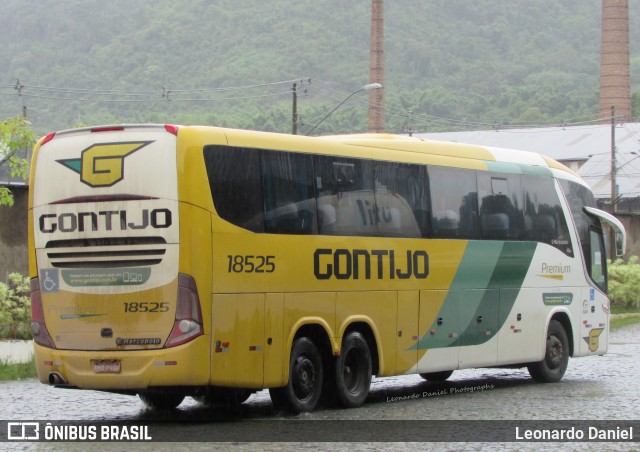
[[0, 273, 31, 339], [0, 116, 34, 206], [607, 256, 640, 310]]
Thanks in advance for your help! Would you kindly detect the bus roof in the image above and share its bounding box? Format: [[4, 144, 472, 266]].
[[318, 133, 578, 178]]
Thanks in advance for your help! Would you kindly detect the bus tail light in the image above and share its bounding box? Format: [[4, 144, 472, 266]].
[[40, 132, 56, 147], [30, 278, 56, 348], [165, 273, 203, 348]]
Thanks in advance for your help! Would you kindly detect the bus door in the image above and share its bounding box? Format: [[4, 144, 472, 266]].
[[578, 207, 625, 356], [579, 226, 609, 355]]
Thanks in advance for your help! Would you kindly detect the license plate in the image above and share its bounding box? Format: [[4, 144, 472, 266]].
[[92, 359, 121, 374]]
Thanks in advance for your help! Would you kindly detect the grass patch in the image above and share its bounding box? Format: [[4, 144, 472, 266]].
[[0, 355, 37, 381], [610, 312, 640, 330]]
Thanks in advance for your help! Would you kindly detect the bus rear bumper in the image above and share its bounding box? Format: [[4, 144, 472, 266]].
[[33, 335, 211, 391]]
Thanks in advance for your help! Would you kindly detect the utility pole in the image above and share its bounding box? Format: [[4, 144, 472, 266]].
[[291, 79, 311, 135], [610, 105, 617, 259], [15, 79, 27, 119], [610, 105, 616, 213], [292, 82, 298, 135]]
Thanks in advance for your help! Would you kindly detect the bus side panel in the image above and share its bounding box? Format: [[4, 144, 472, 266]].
[[578, 286, 609, 356], [497, 288, 545, 365], [264, 293, 285, 387], [417, 290, 459, 373], [336, 291, 396, 377], [211, 293, 265, 388], [282, 291, 337, 383], [395, 291, 419, 374], [458, 289, 499, 369]]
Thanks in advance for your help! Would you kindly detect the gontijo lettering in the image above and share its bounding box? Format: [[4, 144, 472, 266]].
[[314, 248, 429, 280], [39, 208, 172, 233]]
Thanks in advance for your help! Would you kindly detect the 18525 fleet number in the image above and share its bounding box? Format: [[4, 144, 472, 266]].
[[227, 255, 275, 273]]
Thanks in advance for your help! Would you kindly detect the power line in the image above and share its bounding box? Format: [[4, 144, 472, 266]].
[[0, 78, 624, 136]]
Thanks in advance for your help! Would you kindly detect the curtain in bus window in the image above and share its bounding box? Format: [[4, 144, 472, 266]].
[[314, 155, 376, 236], [478, 173, 523, 240], [429, 166, 479, 239], [203, 145, 265, 232], [374, 162, 429, 238], [262, 151, 316, 234], [523, 176, 573, 257]]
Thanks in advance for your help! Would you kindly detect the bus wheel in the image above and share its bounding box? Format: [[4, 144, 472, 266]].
[[527, 320, 569, 383], [419, 370, 454, 382], [335, 331, 372, 408], [138, 392, 185, 410], [269, 337, 323, 414], [194, 388, 252, 408]]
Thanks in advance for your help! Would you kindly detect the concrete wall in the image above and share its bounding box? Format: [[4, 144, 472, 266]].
[[0, 187, 28, 281]]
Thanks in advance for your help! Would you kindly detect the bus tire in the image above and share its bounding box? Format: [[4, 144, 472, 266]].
[[419, 370, 454, 382], [335, 331, 372, 408], [138, 392, 185, 410], [269, 337, 323, 414], [527, 319, 569, 383]]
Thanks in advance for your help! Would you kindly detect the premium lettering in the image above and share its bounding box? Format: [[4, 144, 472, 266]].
[[541, 263, 571, 274], [314, 248, 429, 280]]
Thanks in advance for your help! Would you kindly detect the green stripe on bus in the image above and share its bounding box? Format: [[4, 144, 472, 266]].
[[414, 241, 503, 350], [414, 241, 537, 350], [458, 241, 537, 346]]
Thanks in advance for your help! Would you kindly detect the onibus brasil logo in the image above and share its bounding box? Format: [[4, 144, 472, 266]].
[[57, 141, 152, 187]]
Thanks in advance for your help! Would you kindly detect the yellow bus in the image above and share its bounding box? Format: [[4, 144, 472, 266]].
[[28, 124, 625, 413]]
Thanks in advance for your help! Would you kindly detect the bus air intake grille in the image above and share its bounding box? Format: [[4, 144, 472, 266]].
[[44, 237, 167, 268]]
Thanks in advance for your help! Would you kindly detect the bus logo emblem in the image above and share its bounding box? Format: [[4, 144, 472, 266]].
[[57, 141, 152, 187]]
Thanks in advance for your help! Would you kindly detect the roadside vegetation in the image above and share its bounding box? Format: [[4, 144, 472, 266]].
[[0, 356, 35, 381], [0, 273, 30, 340]]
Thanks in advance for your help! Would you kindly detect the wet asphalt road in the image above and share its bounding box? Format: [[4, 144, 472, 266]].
[[2, 323, 639, 451]]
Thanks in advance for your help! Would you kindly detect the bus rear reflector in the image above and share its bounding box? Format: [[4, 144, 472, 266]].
[[165, 273, 203, 348], [40, 132, 56, 147], [164, 124, 179, 135], [30, 278, 56, 349]]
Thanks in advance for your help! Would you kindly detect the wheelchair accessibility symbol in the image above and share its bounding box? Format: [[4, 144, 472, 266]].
[[40, 269, 59, 293]]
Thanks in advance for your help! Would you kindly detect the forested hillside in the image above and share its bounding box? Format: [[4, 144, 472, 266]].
[[0, 0, 639, 135]]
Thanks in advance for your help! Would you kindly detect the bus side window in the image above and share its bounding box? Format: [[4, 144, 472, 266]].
[[204, 145, 265, 233], [374, 162, 427, 238], [262, 151, 316, 235], [524, 176, 573, 257], [478, 174, 523, 240], [314, 156, 374, 236], [559, 179, 596, 262], [429, 166, 479, 239]]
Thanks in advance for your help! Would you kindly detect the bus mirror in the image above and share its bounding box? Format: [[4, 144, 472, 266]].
[[583, 207, 626, 258]]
